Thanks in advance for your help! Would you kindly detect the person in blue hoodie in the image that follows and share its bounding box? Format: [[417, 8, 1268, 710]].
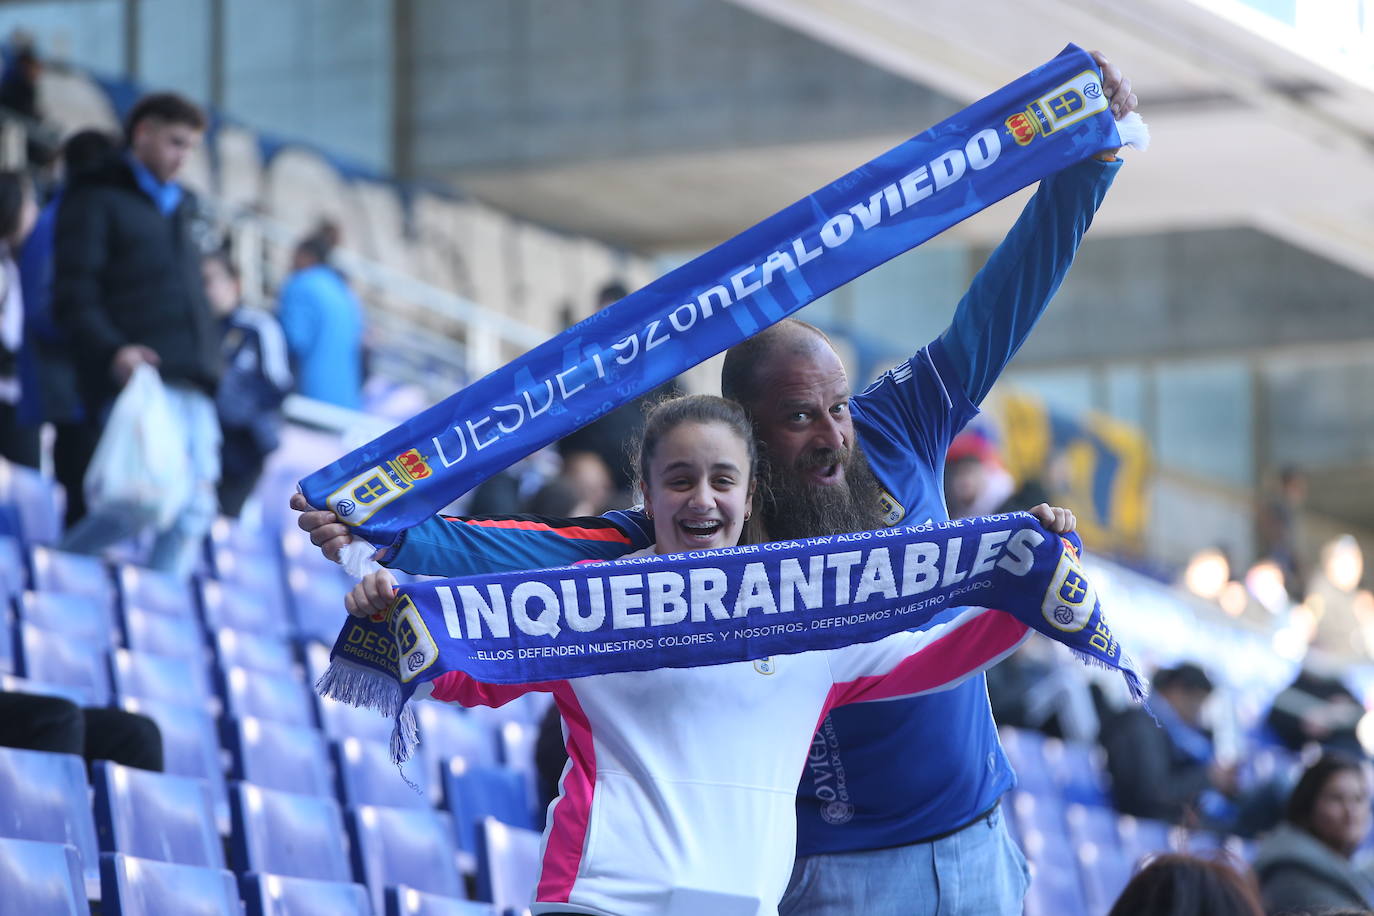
[[278, 232, 363, 409]]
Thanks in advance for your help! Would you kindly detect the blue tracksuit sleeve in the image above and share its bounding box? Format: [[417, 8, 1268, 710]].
[[380, 508, 655, 578], [938, 156, 1120, 405]]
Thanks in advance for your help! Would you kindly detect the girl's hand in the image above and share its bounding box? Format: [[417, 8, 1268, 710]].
[[344, 568, 399, 618]]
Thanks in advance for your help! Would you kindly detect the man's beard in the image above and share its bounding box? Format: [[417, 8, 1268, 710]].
[[759, 443, 887, 540]]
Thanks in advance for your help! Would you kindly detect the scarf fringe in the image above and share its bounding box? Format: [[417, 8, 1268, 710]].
[[1116, 112, 1150, 151], [1067, 645, 1150, 705], [315, 657, 422, 771]]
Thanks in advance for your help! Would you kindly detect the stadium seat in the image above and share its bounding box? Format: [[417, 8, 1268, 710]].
[[199, 577, 290, 637], [0, 459, 62, 546], [0, 673, 92, 706], [285, 563, 356, 643], [1118, 813, 1179, 866], [18, 589, 115, 645], [213, 627, 296, 675], [0, 837, 86, 916], [121, 605, 206, 659], [495, 720, 541, 815], [335, 736, 432, 809], [417, 702, 500, 769], [445, 759, 538, 859], [120, 696, 228, 828], [348, 804, 467, 914], [94, 762, 223, 868], [29, 546, 114, 609], [15, 623, 111, 704], [227, 716, 334, 798], [229, 781, 353, 883], [117, 564, 196, 619], [0, 606, 12, 676], [387, 886, 497, 916], [241, 872, 372, 916], [111, 647, 211, 707], [209, 517, 286, 581], [0, 533, 26, 600], [100, 852, 239, 916], [0, 746, 100, 893], [999, 727, 1057, 797], [1010, 791, 1087, 916], [221, 664, 318, 728], [1066, 803, 1132, 915], [1047, 739, 1111, 807], [475, 818, 541, 916]]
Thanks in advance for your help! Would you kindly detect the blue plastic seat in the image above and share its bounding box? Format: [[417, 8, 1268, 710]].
[[117, 564, 195, 619], [0, 459, 62, 546], [1010, 790, 1087, 916], [1047, 739, 1111, 807], [15, 623, 111, 704], [18, 589, 115, 645], [0, 837, 86, 916], [241, 872, 372, 916], [229, 781, 352, 882], [119, 697, 228, 828], [228, 717, 334, 798], [0, 746, 100, 893], [475, 818, 542, 916], [29, 545, 114, 609], [111, 647, 211, 707], [999, 727, 1056, 797], [213, 627, 296, 675], [221, 664, 318, 728], [208, 517, 286, 582], [121, 605, 205, 659], [387, 887, 497, 916], [445, 759, 538, 860], [0, 533, 27, 601], [199, 577, 290, 637], [335, 737, 431, 809], [285, 563, 356, 643], [93, 762, 223, 867], [1118, 813, 1179, 867], [0, 673, 92, 706], [416, 703, 500, 800], [0, 607, 12, 676], [495, 719, 540, 815], [1066, 803, 1132, 914], [349, 804, 467, 914], [100, 852, 239, 916]]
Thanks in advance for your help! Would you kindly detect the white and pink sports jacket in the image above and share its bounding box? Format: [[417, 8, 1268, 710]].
[[419, 579, 1030, 916]]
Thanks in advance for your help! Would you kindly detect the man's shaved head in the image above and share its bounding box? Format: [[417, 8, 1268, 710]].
[[721, 319, 836, 409]]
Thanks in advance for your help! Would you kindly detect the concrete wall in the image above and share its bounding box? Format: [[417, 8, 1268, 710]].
[[404, 0, 960, 173]]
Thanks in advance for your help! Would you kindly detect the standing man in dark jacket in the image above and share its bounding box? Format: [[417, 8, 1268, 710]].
[[53, 92, 220, 577]]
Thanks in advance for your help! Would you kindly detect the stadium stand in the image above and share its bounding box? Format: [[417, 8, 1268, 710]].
[[240, 872, 373, 916], [99, 853, 240, 916], [348, 804, 469, 914], [0, 836, 86, 916]]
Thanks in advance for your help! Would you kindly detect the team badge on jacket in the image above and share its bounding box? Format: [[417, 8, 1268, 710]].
[[878, 490, 905, 527]]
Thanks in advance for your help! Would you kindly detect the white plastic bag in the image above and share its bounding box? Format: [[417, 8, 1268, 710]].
[[83, 363, 192, 530]]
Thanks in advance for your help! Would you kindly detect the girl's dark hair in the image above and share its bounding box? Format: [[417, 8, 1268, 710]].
[[1286, 752, 1366, 831], [0, 171, 31, 243], [635, 394, 762, 544], [1108, 853, 1263, 916]]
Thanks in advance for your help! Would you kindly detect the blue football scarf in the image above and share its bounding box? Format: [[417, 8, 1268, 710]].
[[317, 512, 1146, 763], [298, 43, 1146, 560]]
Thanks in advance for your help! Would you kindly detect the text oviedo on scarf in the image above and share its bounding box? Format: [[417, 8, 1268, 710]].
[[312, 55, 1118, 536]]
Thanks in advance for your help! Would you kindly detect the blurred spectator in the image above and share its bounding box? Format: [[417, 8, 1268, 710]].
[[0, 170, 38, 466], [1253, 753, 1374, 914], [944, 427, 1015, 519], [204, 250, 291, 518], [0, 46, 39, 121], [1108, 853, 1263, 916], [1307, 536, 1371, 661], [279, 233, 363, 409], [556, 280, 680, 508], [986, 638, 1101, 743], [1266, 661, 1365, 757], [0, 691, 162, 775], [1102, 662, 1238, 826], [1258, 466, 1307, 601], [16, 129, 117, 526], [53, 92, 219, 577]]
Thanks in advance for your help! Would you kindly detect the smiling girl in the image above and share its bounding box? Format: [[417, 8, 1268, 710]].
[[345, 394, 1074, 916]]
